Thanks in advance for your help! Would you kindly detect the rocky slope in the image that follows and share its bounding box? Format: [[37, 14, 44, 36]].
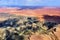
[[0, 7, 60, 40]]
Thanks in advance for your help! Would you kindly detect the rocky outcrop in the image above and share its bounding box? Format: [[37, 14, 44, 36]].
[[0, 7, 60, 40]]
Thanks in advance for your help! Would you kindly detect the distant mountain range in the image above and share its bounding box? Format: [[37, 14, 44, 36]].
[[0, 6, 45, 9]]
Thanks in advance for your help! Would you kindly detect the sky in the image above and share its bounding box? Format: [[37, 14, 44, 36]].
[[0, 0, 60, 7]]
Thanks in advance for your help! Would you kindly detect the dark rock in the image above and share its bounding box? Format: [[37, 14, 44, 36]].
[[43, 22, 57, 30]]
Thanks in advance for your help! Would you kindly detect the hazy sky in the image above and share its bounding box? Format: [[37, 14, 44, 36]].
[[0, 0, 60, 6]]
